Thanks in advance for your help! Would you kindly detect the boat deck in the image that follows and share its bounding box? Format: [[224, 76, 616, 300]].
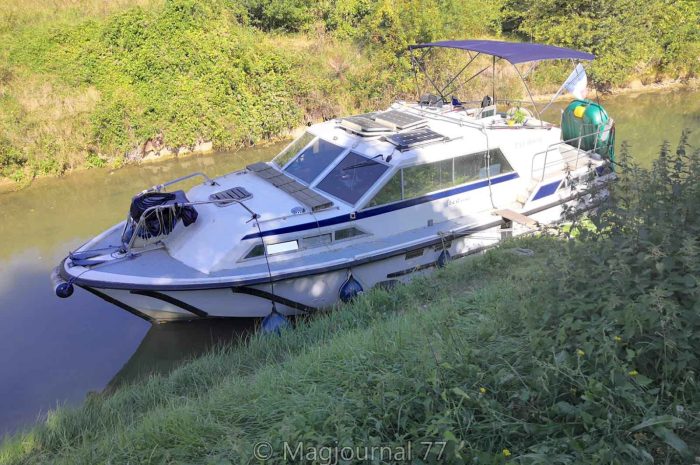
[[72, 208, 500, 288], [535, 143, 600, 181]]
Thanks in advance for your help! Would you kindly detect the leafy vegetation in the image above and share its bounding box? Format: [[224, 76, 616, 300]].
[[0, 0, 698, 183], [504, 0, 700, 88], [1, 138, 698, 463]]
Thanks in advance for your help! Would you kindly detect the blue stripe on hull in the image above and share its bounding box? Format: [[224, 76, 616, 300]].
[[532, 179, 562, 201], [243, 171, 520, 240]]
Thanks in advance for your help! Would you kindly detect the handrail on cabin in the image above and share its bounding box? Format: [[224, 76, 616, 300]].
[[123, 197, 257, 252]]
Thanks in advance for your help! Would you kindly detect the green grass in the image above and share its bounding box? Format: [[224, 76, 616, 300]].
[[0, 240, 570, 464], [2, 140, 699, 464]]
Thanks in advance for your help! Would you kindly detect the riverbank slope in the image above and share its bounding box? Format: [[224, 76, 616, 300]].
[[1, 140, 698, 464]]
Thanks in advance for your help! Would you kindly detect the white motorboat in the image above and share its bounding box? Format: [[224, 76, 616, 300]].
[[53, 40, 616, 325]]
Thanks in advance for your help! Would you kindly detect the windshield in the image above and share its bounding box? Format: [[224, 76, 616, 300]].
[[283, 137, 346, 184], [316, 152, 389, 205], [272, 132, 315, 170]]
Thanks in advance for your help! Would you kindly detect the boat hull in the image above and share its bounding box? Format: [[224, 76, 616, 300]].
[[75, 193, 581, 322]]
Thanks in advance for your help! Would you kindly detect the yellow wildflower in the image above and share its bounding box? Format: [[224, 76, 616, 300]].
[[629, 370, 638, 377], [502, 448, 511, 457], [614, 336, 622, 342], [479, 387, 487, 394], [576, 349, 585, 357]]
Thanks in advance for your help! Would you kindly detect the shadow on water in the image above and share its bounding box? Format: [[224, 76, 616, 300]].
[[105, 318, 258, 391]]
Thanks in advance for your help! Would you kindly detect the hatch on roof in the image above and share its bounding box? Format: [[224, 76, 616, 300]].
[[339, 113, 392, 136], [339, 110, 427, 136], [385, 128, 446, 151], [209, 186, 252, 207]]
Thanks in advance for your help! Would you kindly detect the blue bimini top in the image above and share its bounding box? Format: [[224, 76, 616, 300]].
[[409, 40, 594, 64]]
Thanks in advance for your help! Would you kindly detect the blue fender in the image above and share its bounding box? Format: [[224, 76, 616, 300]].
[[339, 271, 364, 303]]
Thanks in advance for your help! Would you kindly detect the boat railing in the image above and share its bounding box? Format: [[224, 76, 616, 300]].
[[122, 197, 256, 252], [448, 98, 535, 111], [530, 125, 613, 182], [398, 100, 543, 129], [141, 171, 218, 194]]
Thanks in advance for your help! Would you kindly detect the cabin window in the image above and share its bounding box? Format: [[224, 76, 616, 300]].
[[272, 132, 315, 170], [484, 148, 513, 177], [267, 240, 299, 255], [283, 138, 346, 184], [243, 239, 302, 260], [303, 233, 332, 247], [365, 148, 513, 208], [316, 152, 388, 205], [454, 151, 486, 185], [335, 227, 366, 241], [367, 171, 402, 207], [403, 159, 453, 199], [245, 244, 265, 259]]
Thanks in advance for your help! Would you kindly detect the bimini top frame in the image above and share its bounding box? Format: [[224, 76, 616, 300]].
[[408, 39, 595, 122]]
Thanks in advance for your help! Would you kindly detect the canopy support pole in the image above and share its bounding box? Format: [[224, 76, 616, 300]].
[[410, 48, 420, 100], [449, 64, 493, 97], [511, 62, 543, 126], [412, 48, 445, 101], [492, 56, 496, 103], [523, 61, 538, 79], [439, 52, 480, 97]]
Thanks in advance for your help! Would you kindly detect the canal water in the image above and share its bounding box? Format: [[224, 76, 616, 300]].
[[0, 89, 698, 439]]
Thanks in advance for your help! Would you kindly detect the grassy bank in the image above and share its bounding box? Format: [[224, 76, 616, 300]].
[[1, 0, 698, 185], [1, 140, 699, 464]]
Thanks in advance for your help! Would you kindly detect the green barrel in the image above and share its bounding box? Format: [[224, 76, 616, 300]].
[[561, 99, 615, 164]]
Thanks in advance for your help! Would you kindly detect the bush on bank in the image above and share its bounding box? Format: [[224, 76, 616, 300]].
[[0, 0, 698, 183], [0, 138, 698, 464]]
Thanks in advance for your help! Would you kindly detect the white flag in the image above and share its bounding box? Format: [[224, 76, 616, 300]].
[[563, 63, 588, 100]]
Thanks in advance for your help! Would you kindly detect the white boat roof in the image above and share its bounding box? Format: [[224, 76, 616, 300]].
[[161, 101, 561, 273], [310, 103, 487, 166]]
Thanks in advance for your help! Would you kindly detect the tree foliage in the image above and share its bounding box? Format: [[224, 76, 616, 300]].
[[0, 0, 697, 182], [505, 0, 700, 86]]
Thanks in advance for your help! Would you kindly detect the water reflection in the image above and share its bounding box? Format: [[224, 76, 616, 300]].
[[0, 144, 284, 439], [106, 318, 257, 391], [0, 251, 148, 438]]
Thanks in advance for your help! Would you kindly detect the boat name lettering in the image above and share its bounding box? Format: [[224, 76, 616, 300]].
[[447, 196, 470, 206]]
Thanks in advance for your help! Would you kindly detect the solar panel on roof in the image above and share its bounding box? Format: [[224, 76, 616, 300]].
[[268, 174, 295, 187], [373, 110, 426, 130], [385, 128, 446, 151]]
